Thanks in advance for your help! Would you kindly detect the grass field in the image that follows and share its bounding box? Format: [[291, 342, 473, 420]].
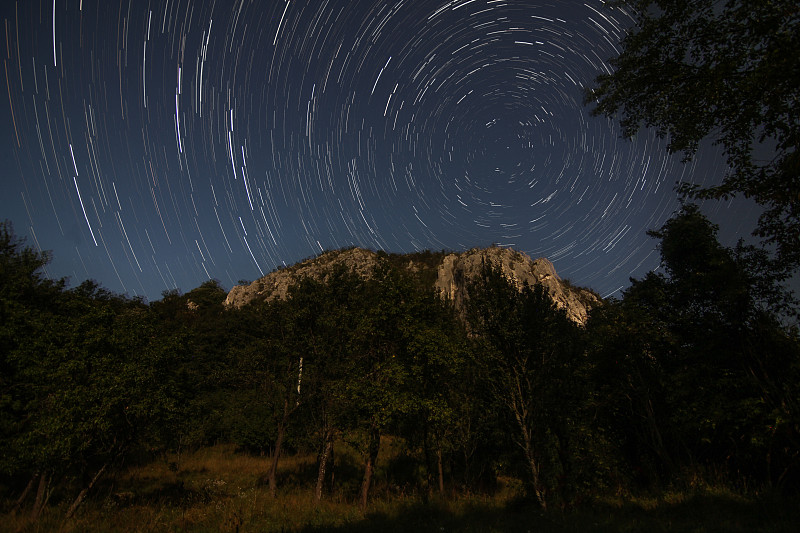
[[3, 444, 798, 532]]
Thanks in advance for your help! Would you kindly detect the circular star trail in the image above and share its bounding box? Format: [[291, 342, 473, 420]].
[[1, 0, 753, 300]]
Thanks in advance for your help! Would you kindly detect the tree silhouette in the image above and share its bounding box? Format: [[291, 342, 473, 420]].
[[588, 0, 800, 276]]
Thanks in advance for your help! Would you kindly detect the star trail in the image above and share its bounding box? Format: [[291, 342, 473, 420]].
[[1, 0, 756, 300]]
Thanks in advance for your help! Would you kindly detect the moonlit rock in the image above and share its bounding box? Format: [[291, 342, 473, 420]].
[[224, 248, 381, 309], [224, 246, 600, 324], [434, 246, 601, 324]]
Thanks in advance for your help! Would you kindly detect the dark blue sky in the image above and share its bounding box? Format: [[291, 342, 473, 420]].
[[1, 0, 759, 301]]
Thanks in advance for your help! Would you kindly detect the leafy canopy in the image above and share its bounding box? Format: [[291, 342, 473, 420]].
[[588, 0, 800, 272]]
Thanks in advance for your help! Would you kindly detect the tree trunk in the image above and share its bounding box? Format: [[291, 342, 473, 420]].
[[30, 472, 49, 523], [437, 447, 445, 494], [65, 463, 108, 520], [523, 434, 547, 510], [422, 419, 432, 497], [552, 421, 573, 506], [358, 457, 374, 512], [268, 399, 290, 498], [358, 429, 380, 513], [315, 431, 334, 502], [632, 364, 673, 477], [509, 381, 547, 510], [12, 474, 36, 513], [267, 422, 285, 497], [329, 443, 336, 493]]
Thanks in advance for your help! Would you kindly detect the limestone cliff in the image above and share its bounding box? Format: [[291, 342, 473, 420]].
[[224, 246, 601, 324], [434, 247, 600, 324], [224, 247, 381, 309]]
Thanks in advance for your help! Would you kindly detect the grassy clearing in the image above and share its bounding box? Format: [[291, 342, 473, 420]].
[[2, 444, 798, 532]]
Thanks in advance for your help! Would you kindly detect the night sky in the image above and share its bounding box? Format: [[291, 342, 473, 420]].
[[1, 0, 758, 301]]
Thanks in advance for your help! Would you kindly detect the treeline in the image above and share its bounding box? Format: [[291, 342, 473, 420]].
[[1, 206, 799, 520]]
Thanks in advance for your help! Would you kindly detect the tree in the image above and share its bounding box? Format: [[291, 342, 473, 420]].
[[398, 288, 466, 496], [587, 274, 682, 487], [340, 262, 410, 512], [284, 267, 366, 502], [259, 297, 305, 498], [185, 279, 227, 312], [1, 222, 194, 520], [0, 221, 65, 520], [588, 0, 800, 276], [588, 206, 800, 489], [465, 261, 583, 508], [651, 207, 800, 488]]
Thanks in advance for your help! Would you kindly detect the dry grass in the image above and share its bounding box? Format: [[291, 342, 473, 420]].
[[3, 444, 386, 532], [2, 445, 799, 532]]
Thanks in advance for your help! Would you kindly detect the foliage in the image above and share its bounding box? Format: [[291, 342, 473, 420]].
[[1, 221, 65, 479], [2, 214, 799, 522], [587, 205, 800, 489], [588, 0, 800, 276], [464, 260, 589, 507], [1, 222, 192, 518]]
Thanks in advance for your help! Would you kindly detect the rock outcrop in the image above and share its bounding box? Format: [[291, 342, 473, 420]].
[[224, 248, 381, 309], [434, 247, 600, 324], [224, 246, 601, 324]]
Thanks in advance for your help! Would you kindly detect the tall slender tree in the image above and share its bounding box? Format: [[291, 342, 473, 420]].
[[466, 260, 582, 508]]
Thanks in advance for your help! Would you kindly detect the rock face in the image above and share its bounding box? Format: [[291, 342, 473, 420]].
[[224, 248, 381, 309], [434, 247, 600, 325], [224, 246, 601, 324]]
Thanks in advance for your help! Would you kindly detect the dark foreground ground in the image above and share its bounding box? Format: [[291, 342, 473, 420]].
[[3, 445, 797, 532]]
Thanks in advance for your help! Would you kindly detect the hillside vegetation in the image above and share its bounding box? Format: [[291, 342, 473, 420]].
[[1, 206, 799, 531]]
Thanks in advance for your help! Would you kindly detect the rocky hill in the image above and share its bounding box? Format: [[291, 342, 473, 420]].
[[223, 246, 601, 324]]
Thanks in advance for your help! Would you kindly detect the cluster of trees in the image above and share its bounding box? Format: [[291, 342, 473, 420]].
[[2, 207, 799, 520], [583, 0, 800, 495], [1, 222, 193, 520], [588, 206, 800, 491]]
